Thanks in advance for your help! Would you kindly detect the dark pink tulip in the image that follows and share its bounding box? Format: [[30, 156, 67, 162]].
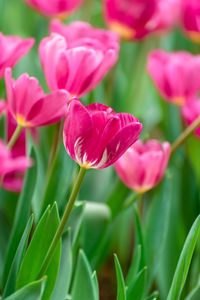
[[103, 0, 180, 40], [0, 32, 34, 79], [63, 100, 142, 169], [181, 98, 200, 138], [181, 0, 200, 43], [114, 140, 170, 193], [0, 139, 32, 192], [24, 0, 82, 17], [5, 68, 70, 128], [39, 32, 119, 97], [147, 50, 200, 105]]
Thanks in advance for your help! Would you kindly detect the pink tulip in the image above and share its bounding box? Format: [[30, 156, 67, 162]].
[[147, 50, 200, 105], [103, 0, 180, 40], [5, 68, 70, 128], [63, 100, 142, 169], [0, 139, 32, 192], [181, 0, 200, 43], [181, 98, 200, 138], [0, 32, 34, 79], [114, 140, 170, 193], [0, 99, 6, 115], [24, 0, 82, 17], [39, 32, 119, 97]]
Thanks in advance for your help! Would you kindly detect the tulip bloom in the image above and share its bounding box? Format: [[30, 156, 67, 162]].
[[5, 68, 70, 128], [63, 100, 142, 169], [0, 139, 32, 192], [181, 98, 200, 138], [0, 32, 34, 79], [103, 0, 180, 40], [39, 33, 119, 97], [181, 0, 200, 43], [24, 0, 82, 17], [114, 140, 170, 193], [147, 50, 200, 105]]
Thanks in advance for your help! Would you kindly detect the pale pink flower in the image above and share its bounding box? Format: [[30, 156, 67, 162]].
[[114, 140, 170, 193], [181, 98, 200, 138], [0, 32, 34, 79], [39, 32, 119, 97], [63, 100, 142, 169], [5, 68, 70, 128], [147, 50, 200, 105], [24, 0, 82, 17]]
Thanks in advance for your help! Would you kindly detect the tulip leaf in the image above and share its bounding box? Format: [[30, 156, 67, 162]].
[[133, 206, 146, 269], [167, 215, 200, 300], [187, 137, 200, 186], [71, 250, 98, 300], [3, 215, 34, 297], [16, 203, 61, 300], [126, 245, 141, 286], [2, 146, 37, 290], [3, 277, 46, 300], [185, 276, 200, 300], [145, 291, 159, 300], [51, 230, 72, 300], [114, 254, 126, 300], [126, 266, 147, 300]]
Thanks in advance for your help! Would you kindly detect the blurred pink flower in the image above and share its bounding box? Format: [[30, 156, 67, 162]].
[[0, 32, 34, 79], [63, 100, 142, 169], [103, 0, 180, 40], [24, 0, 82, 17], [5, 68, 70, 128], [114, 139, 170, 193], [181, 0, 200, 43], [0, 139, 32, 192], [181, 98, 200, 138], [39, 32, 119, 97], [147, 50, 200, 105]]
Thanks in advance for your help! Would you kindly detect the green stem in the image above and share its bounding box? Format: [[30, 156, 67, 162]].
[[171, 116, 200, 156], [37, 166, 87, 278], [7, 125, 23, 149], [122, 192, 140, 210]]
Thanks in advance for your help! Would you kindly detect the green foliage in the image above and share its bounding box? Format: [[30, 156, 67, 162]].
[[114, 254, 127, 300]]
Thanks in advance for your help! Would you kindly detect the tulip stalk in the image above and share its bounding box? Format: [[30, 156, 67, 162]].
[[7, 125, 23, 149], [122, 192, 140, 210], [171, 116, 200, 155], [37, 166, 87, 278]]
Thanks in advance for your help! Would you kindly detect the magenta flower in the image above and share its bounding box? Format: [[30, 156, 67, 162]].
[[24, 0, 82, 17], [63, 100, 142, 169], [0, 139, 32, 192], [181, 98, 200, 138], [114, 140, 170, 193], [39, 32, 119, 97], [0, 32, 34, 79], [181, 0, 200, 43], [147, 50, 200, 105], [5, 68, 70, 128], [103, 0, 180, 40]]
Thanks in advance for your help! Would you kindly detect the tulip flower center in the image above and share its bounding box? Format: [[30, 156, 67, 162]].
[[188, 31, 200, 44], [172, 97, 185, 106], [16, 114, 32, 127], [109, 21, 135, 40]]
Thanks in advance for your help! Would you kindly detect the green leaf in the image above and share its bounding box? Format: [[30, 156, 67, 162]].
[[67, 201, 85, 247], [126, 267, 147, 300], [167, 215, 200, 300], [2, 147, 37, 290], [145, 291, 159, 300], [51, 230, 72, 300], [71, 250, 98, 300], [187, 137, 200, 186], [3, 216, 34, 297], [133, 206, 146, 269], [3, 277, 46, 300], [126, 245, 141, 286], [0, 210, 10, 284], [185, 276, 200, 300], [114, 254, 126, 300], [16, 203, 61, 300]]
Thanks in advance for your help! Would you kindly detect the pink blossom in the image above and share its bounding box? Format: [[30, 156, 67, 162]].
[[24, 0, 82, 17], [5, 68, 70, 128], [63, 100, 142, 169], [147, 50, 200, 105], [114, 140, 170, 193], [103, 0, 180, 40], [181, 0, 200, 43], [0, 32, 34, 79], [39, 32, 119, 97], [0, 139, 32, 192], [181, 98, 200, 138]]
